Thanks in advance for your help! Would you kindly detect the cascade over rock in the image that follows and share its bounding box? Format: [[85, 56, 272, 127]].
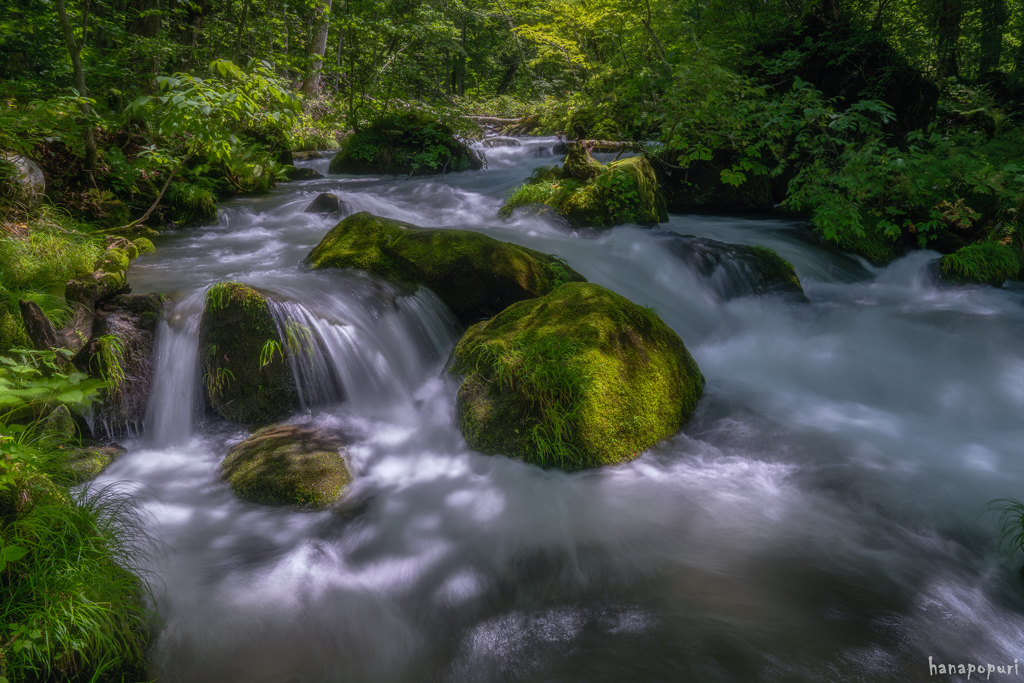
[[447, 282, 704, 471], [221, 424, 351, 508], [305, 212, 586, 325], [656, 233, 806, 299], [198, 282, 299, 425]]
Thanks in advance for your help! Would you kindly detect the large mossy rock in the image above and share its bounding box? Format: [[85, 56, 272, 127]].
[[305, 212, 586, 325], [328, 111, 483, 176], [221, 424, 351, 508], [447, 282, 704, 471], [940, 242, 1021, 287], [499, 145, 668, 229], [198, 282, 298, 425], [658, 233, 805, 299]]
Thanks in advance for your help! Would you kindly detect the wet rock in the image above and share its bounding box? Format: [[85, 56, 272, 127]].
[[198, 282, 299, 425], [447, 282, 704, 471], [60, 445, 126, 484], [656, 233, 805, 299], [499, 144, 668, 229], [304, 192, 351, 216], [18, 299, 62, 351], [287, 167, 324, 181], [73, 294, 166, 439], [221, 424, 350, 508], [293, 150, 324, 161], [482, 137, 521, 148], [1, 155, 46, 207], [305, 212, 586, 326], [329, 111, 483, 176]]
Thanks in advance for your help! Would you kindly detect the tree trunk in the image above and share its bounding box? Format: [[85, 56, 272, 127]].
[[935, 0, 964, 80], [54, 0, 98, 180], [978, 0, 1008, 75], [234, 0, 250, 64], [301, 0, 332, 95]]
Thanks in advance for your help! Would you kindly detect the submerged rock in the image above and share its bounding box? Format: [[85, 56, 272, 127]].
[[499, 144, 668, 229], [482, 137, 521, 148], [221, 424, 351, 508], [293, 150, 324, 161], [304, 192, 351, 216], [657, 233, 805, 299], [73, 294, 165, 439], [447, 282, 704, 471], [329, 111, 483, 176], [287, 167, 324, 181], [305, 212, 586, 325], [198, 282, 299, 425]]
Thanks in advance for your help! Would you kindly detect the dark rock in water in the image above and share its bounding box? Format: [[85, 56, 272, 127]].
[[305, 212, 587, 326], [198, 282, 299, 425], [482, 137, 521, 148], [656, 233, 805, 299], [447, 282, 704, 471], [552, 141, 568, 155], [73, 294, 166, 439], [294, 150, 324, 161], [287, 167, 324, 181], [304, 192, 351, 216], [221, 424, 351, 508]]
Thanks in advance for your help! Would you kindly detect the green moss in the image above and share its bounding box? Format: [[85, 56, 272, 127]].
[[823, 218, 898, 266], [746, 246, 804, 294], [500, 148, 668, 229], [305, 212, 587, 325], [941, 241, 1020, 286], [221, 425, 351, 508], [329, 110, 483, 176], [165, 179, 219, 225], [448, 282, 704, 471], [96, 247, 130, 274], [132, 237, 156, 254], [198, 282, 298, 425], [0, 220, 103, 291], [56, 446, 125, 485], [0, 305, 29, 351]]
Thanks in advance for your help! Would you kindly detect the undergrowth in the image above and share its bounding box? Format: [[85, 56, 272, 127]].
[[472, 337, 590, 471], [940, 241, 1020, 285]]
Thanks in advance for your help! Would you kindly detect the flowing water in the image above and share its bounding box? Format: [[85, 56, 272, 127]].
[[98, 138, 1024, 682]]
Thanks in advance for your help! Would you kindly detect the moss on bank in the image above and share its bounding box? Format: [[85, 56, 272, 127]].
[[221, 424, 350, 508], [198, 282, 298, 425], [305, 212, 586, 325], [448, 282, 704, 471], [941, 241, 1020, 286], [499, 146, 668, 229]]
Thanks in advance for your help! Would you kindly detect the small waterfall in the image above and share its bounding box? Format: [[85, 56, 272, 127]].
[[268, 286, 461, 414], [144, 295, 203, 447]]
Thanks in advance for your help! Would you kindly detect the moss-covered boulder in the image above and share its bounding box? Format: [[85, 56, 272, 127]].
[[940, 242, 1020, 286], [329, 110, 483, 176], [198, 282, 298, 425], [221, 424, 351, 508], [659, 234, 805, 298], [59, 445, 126, 484], [499, 145, 668, 229], [447, 282, 704, 471], [305, 212, 587, 325]]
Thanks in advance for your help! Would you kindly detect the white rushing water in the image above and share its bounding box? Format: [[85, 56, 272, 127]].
[[98, 138, 1024, 682]]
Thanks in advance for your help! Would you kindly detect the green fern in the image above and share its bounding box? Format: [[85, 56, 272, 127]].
[[940, 242, 1020, 286]]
